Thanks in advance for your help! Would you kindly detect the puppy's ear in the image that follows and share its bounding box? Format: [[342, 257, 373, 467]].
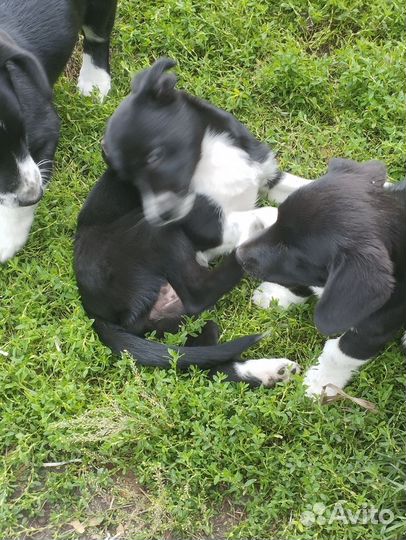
[[328, 158, 387, 187], [314, 243, 394, 335], [0, 30, 51, 100], [131, 57, 177, 103]]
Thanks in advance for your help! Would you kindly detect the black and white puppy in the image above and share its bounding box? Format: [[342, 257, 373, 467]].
[[74, 58, 303, 386], [236, 159, 406, 396], [102, 58, 311, 262], [0, 0, 117, 262]]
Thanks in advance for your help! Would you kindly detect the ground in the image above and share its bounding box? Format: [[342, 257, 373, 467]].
[[0, 0, 405, 539]]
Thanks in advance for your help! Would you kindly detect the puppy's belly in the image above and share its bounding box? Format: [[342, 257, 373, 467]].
[[149, 283, 184, 320]]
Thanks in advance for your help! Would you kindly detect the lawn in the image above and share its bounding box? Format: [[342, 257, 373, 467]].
[[1, 0, 405, 538]]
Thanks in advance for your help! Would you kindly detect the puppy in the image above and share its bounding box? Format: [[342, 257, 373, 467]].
[[236, 159, 406, 396], [0, 0, 117, 262], [74, 166, 300, 387], [74, 57, 310, 385], [102, 58, 312, 263]]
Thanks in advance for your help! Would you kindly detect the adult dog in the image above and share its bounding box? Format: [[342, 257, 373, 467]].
[[74, 58, 304, 386], [0, 0, 117, 263], [236, 158, 406, 396]]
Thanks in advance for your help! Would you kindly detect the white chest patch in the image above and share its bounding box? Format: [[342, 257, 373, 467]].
[[190, 131, 277, 215], [0, 204, 37, 263]]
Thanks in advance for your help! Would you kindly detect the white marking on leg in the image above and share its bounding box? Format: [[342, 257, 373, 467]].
[[252, 282, 309, 309], [268, 173, 313, 204], [234, 358, 300, 387], [82, 25, 106, 43], [0, 204, 37, 262], [77, 53, 111, 101], [202, 206, 279, 262], [304, 337, 369, 397], [310, 286, 324, 298]]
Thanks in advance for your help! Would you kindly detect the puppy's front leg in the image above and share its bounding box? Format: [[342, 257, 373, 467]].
[[168, 252, 244, 315], [268, 173, 313, 204], [303, 338, 370, 397], [304, 295, 404, 397], [201, 206, 279, 263]]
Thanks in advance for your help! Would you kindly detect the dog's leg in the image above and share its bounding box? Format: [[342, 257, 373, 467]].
[[200, 206, 279, 264], [169, 251, 244, 315], [304, 295, 405, 397], [78, 0, 117, 100], [208, 357, 301, 386], [268, 173, 313, 204], [0, 204, 37, 263]]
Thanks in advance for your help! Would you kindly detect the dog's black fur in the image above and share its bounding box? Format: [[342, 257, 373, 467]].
[[74, 60, 305, 386], [0, 0, 116, 260], [102, 58, 278, 232], [74, 176, 266, 380], [237, 159, 406, 365]]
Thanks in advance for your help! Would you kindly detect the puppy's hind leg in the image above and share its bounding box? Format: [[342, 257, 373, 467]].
[[78, 0, 117, 100]]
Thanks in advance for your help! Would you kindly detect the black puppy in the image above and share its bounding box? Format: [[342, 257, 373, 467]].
[[75, 79, 298, 386], [237, 159, 406, 396], [102, 58, 311, 263], [0, 0, 116, 262]]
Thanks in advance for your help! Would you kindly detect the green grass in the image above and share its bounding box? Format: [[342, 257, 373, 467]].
[[1, 0, 405, 538]]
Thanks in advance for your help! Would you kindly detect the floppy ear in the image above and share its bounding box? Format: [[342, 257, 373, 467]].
[[131, 57, 177, 103], [0, 30, 51, 100], [314, 243, 395, 335], [328, 158, 387, 187]]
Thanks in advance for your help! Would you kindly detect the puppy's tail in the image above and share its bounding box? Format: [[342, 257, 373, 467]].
[[93, 318, 261, 370]]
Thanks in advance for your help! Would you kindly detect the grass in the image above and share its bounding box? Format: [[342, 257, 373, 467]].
[[0, 0, 405, 538]]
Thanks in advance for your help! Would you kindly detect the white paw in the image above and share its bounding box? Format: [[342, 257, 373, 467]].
[[303, 338, 369, 397], [252, 282, 308, 309], [251, 206, 278, 228], [235, 357, 300, 387], [77, 53, 111, 101], [196, 251, 209, 267]]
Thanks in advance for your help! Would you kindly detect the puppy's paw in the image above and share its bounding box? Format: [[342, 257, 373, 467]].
[[303, 365, 340, 397], [303, 338, 368, 398], [196, 251, 209, 267], [235, 358, 300, 387], [235, 214, 264, 246], [252, 282, 308, 309], [77, 54, 111, 101]]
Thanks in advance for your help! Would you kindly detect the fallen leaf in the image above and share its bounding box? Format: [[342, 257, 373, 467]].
[[69, 520, 86, 534]]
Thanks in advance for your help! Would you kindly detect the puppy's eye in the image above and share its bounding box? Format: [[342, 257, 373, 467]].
[[146, 147, 164, 166]]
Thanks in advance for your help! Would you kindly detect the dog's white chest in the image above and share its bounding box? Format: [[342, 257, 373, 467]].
[[191, 131, 270, 214], [0, 204, 37, 262]]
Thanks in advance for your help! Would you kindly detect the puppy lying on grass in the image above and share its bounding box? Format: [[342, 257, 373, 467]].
[[237, 158, 405, 396]]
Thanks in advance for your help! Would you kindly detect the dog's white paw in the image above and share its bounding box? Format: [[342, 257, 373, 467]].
[[252, 282, 308, 309], [303, 338, 369, 397], [196, 251, 209, 267], [77, 54, 111, 101], [235, 357, 300, 387]]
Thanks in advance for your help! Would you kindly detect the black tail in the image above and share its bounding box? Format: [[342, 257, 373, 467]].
[[93, 318, 261, 370]]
